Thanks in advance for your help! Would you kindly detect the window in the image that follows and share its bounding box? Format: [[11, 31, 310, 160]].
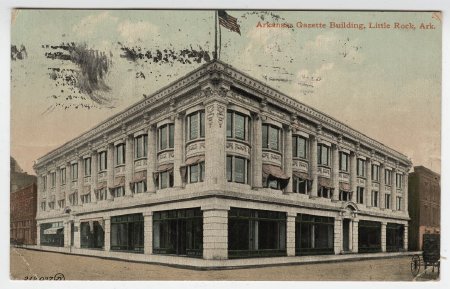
[[156, 171, 174, 189], [227, 111, 249, 141], [50, 172, 56, 188], [226, 156, 250, 184], [358, 221, 381, 253], [71, 163, 78, 180], [115, 143, 125, 166], [84, 157, 91, 176], [134, 134, 148, 159], [293, 136, 307, 159], [40, 202, 46, 211], [371, 190, 379, 207], [339, 152, 349, 172], [385, 170, 392, 185], [385, 194, 391, 209], [189, 162, 205, 183], [58, 199, 65, 208], [96, 188, 107, 201], [357, 159, 366, 177], [39, 222, 64, 247], [48, 201, 55, 209], [371, 164, 379, 182], [153, 208, 203, 257], [159, 123, 174, 150], [81, 194, 91, 204], [98, 151, 107, 171], [396, 196, 402, 210], [339, 190, 351, 201], [295, 214, 334, 256], [357, 187, 364, 204], [262, 124, 280, 151], [396, 174, 403, 188], [317, 144, 330, 166], [60, 168, 66, 185], [293, 177, 308, 194], [386, 223, 404, 252], [80, 221, 104, 249], [111, 214, 144, 253], [133, 181, 147, 194], [318, 187, 331, 198], [228, 208, 287, 258], [112, 186, 125, 198], [187, 111, 205, 141], [42, 176, 47, 190], [69, 192, 78, 205]]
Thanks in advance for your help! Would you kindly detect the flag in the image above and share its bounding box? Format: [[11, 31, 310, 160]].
[[218, 10, 241, 35]]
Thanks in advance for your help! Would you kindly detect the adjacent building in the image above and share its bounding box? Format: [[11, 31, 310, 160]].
[[33, 60, 412, 267], [408, 166, 440, 251], [10, 183, 38, 245], [11, 156, 37, 192]]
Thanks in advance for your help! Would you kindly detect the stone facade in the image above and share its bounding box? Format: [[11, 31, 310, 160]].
[[33, 60, 411, 266], [10, 183, 37, 245]]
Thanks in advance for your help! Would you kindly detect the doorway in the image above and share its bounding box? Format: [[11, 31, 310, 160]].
[[343, 219, 350, 251]]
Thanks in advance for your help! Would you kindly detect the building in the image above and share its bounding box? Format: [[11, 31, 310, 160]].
[[408, 166, 440, 251], [10, 183, 38, 245], [11, 156, 37, 192], [33, 60, 411, 267]]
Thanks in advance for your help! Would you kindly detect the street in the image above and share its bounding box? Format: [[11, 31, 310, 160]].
[[9, 247, 438, 281]]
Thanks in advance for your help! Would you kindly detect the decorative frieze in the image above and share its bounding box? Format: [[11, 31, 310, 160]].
[[292, 159, 308, 172], [225, 141, 251, 158], [262, 151, 282, 166], [114, 165, 125, 175], [318, 166, 331, 178], [157, 150, 175, 164], [357, 178, 366, 186], [339, 172, 350, 182], [134, 159, 147, 170], [186, 141, 206, 158]]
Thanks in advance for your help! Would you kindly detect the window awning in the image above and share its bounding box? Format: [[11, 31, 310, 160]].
[[110, 176, 125, 189], [96, 181, 107, 190], [181, 155, 205, 180], [318, 177, 332, 188], [132, 170, 147, 183], [43, 226, 64, 235], [262, 164, 290, 181], [153, 163, 174, 179], [81, 185, 91, 195], [339, 182, 351, 192], [293, 171, 310, 180]]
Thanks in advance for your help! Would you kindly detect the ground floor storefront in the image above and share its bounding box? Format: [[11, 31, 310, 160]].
[[35, 198, 409, 267]]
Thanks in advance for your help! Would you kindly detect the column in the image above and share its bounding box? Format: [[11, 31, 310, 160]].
[[283, 125, 293, 193], [106, 144, 114, 200], [365, 159, 372, 206], [350, 152, 357, 203], [77, 157, 83, 205], [202, 204, 229, 260], [125, 135, 133, 196], [104, 217, 111, 251], [391, 169, 397, 211], [403, 225, 408, 251], [286, 212, 296, 256], [204, 98, 227, 188], [352, 219, 359, 253], [147, 126, 157, 193], [403, 172, 409, 213], [252, 112, 263, 188], [334, 216, 342, 254], [381, 222, 387, 252], [74, 220, 81, 248], [65, 162, 71, 203], [91, 151, 98, 202], [331, 144, 339, 201], [64, 220, 71, 247], [379, 164, 385, 208], [55, 168, 61, 207], [36, 223, 41, 246], [310, 135, 318, 198], [143, 212, 153, 255], [173, 113, 184, 187]]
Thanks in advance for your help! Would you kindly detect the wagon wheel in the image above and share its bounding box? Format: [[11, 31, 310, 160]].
[[411, 255, 421, 276]]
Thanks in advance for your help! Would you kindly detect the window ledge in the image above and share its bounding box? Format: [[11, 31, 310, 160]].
[[185, 138, 205, 146], [293, 157, 308, 161], [227, 138, 251, 147]]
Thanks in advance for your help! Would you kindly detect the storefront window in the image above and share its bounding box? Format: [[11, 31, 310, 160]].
[[358, 220, 381, 253], [80, 221, 105, 249], [228, 208, 286, 258], [40, 222, 64, 247], [295, 214, 334, 256], [386, 223, 404, 252], [110, 214, 144, 253], [153, 208, 203, 257]]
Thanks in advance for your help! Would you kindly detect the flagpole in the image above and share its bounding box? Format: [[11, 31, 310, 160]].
[[214, 10, 218, 60]]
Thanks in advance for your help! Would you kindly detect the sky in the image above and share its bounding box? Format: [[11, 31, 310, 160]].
[[10, 10, 441, 174]]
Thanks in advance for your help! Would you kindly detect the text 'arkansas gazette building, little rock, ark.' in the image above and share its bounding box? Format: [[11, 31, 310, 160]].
[[34, 60, 411, 267]]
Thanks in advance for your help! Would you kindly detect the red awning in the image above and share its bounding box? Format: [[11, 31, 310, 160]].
[[153, 163, 174, 179], [133, 170, 147, 183], [262, 164, 290, 180], [81, 185, 91, 195], [110, 176, 125, 189], [339, 182, 351, 192], [318, 177, 332, 188], [293, 171, 310, 180]]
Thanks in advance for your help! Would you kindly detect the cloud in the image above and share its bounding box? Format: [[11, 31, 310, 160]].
[[117, 20, 159, 43], [73, 12, 119, 38]]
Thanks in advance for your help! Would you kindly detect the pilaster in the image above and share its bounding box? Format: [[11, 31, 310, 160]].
[[64, 220, 71, 247], [77, 157, 83, 204], [403, 171, 409, 213], [392, 168, 397, 210], [252, 112, 263, 188], [286, 212, 296, 256], [91, 151, 98, 202], [350, 152, 357, 203], [334, 216, 342, 254], [125, 135, 133, 196], [144, 212, 153, 255], [403, 225, 408, 250], [365, 158, 372, 206], [173, 113, 184, 188], [283, 125, 293, 193], [73, 220, 81, 249], [310, 135, 318, 197], [104, 217, 111, 251], [352, 219, 359, 253], [381, 222, 387, 252], [332, 144, 339, 201], [379, 164, 385, 208], [106, 144, 114, 200], [202, 205, 229, 260], [147, 125, 157, 193]]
